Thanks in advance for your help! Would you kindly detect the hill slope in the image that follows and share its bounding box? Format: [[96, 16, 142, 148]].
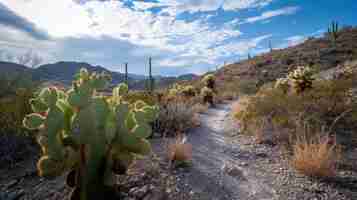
[[0, 61, 198, 90], [214, 27, 357, 91]]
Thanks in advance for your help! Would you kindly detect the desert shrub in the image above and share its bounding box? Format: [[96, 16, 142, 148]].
[[168, 84, 197, 99], [292, 134, 340, 178], [153, 100, 197, 137], [0, 74, 36, 167], [123, 91, 158, 106], [167, 135, 192, 168], [236, 79, 260, 95], [192, 103, 209, 114], [233, 76, 356, 145]]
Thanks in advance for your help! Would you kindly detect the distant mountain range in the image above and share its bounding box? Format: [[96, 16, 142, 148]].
[[0, 61, 199, 90]]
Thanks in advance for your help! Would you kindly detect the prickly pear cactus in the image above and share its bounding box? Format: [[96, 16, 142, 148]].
[[23, 68, 159, 200], [287, 66, 314, 94]]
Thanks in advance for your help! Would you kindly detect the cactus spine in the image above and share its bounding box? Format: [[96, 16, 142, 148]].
[[23, 68, 159, 200]]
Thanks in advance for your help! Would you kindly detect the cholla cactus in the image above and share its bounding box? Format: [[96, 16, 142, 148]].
[[168, 84, 196, 98], [23, 68, 159, 200], [202, 74, 215, 90], [275, 78, 290, 94], [201, 86, 214, 105], [181, 85, 196, 97], [287, 66, 314, 94]]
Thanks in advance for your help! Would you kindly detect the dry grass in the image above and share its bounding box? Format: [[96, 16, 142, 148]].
[[154, 101, 196, 137], [167, 135, 192, 167], [192, 103, 209, 114], [292, 135, 340, 178]]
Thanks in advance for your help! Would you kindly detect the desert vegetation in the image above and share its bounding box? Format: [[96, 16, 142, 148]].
[[233, 61, 357, 177], [2, 17, 357, 200]]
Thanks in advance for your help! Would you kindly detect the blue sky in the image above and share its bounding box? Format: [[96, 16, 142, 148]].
[[0, 0, 356, 76]]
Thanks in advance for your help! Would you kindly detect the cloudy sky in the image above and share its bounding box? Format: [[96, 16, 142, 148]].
[[0, 0, 356, 76]]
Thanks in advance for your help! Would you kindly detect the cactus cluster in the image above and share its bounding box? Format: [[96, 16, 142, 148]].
[[287, 66, 314, 94], [202, 74, 215, 90], [23, 68, 159, 200], [200, 86, 214, 105], [275, 78, 290, 94], [168, 84, 196, 99], [201, 74, 216, 105]]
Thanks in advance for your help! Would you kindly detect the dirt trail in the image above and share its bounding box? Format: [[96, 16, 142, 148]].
[[173, 103, 277, 200]]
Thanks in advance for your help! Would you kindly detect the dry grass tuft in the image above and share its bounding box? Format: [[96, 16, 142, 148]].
[[192, 103, 209, 114], [167, 135, 192, 167], [292, 135, 340, 178]]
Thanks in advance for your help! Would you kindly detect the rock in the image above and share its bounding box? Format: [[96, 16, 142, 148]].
[[129, 185, 150, 199], [238, 162, 248, 167], [3, 179, 18, 190], [222, 163, 246, 179], [144, 188, 167, 200]]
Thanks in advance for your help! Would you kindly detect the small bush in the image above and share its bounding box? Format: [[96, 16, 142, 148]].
[[167, 135, 192, 168], [233, 76, 356, 145], [292, 135, 340, 178], [123, 91, 158, 105], [192, 103, 209, 114], [153, 100, 197, 137]]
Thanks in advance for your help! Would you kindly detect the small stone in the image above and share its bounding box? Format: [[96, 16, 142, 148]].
[[239, 162, 248, 167], [129, 185, 150, 199]]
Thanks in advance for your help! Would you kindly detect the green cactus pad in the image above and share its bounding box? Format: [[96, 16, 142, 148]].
[[37, 156, 65, 178], [30, 98, 48, 113], [23, 113, 45, 130], [66, 169, 77, 188], [132, 123, 152, 139]]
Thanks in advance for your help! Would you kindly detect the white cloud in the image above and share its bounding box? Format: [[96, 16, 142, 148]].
[[243, 6, 299, 24], [0, 0, 287, 75], [223, 0, 273, 10], [285, 35, 306, 46]]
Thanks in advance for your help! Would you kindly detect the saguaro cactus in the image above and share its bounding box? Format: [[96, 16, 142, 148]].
[[328, 21, 339, 43], [148, 57, 155, 93], [23, 68, 159, 200], [124, 62, 128, 85]]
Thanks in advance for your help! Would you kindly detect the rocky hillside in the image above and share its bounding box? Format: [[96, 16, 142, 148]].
[[214, 26, 357, 91], [0, 61, 198, 90]]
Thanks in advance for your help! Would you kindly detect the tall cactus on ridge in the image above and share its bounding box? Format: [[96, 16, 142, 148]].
[[124, 62, 128, 86], [148, 57, 155, 94], [23, 68, 159, 200], [328, 21, 339, 43]]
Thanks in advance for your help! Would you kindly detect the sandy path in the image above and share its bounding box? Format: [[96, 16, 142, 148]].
[[171, 103, 276, 200]]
